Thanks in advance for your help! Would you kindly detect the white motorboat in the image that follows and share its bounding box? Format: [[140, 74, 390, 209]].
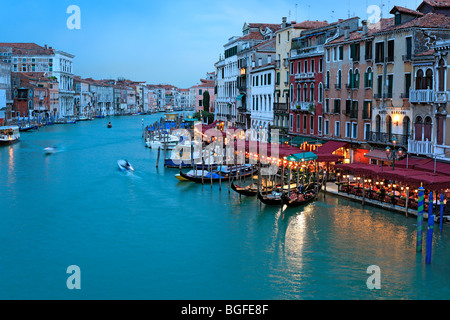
[[146, 134, 180, 149], [0, 126, 20, 146], [118, 159, 134, 171], [43, 146, 58, 155]]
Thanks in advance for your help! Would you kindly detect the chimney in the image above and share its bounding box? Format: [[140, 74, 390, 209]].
[[362, 20, 368, 36], [44, 44, 47, 49], [344, 26, 350, 40], [282, 16, 287, 28]]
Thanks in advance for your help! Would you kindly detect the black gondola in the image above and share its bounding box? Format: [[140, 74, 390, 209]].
[[257, 190, 285, 206], [231, 181, 273, 197], [281, 182, 323, 208], [179, 165, 257, 183], [281, 190, 317, 207]]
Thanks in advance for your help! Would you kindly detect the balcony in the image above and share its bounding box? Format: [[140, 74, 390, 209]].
[[367, 131, 410, 147], [434, 91, 450, 103], [291, 101, 314, 112], [409, 89, 433, 104], [273, 102, 288, 112], [408, 139, 433, 155], [295, 72, 315, 80], [292, 45, 324, 58]]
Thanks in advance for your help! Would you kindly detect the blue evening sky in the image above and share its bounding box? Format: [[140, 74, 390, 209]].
[[0, 0, 420, 88]]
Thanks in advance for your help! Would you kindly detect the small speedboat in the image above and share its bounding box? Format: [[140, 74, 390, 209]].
[[107, 122, 112, 128], [43, 146, 57, 155], [118, 159, 134, 171]]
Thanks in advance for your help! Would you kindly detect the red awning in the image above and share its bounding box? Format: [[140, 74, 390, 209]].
[[394, 156, 432, 169], [314, 140, 347, 154], [335, 163, 450, 191], [415, 160, 450, 176], [315, 154, 344, 162], [364, 149, 394, 162]]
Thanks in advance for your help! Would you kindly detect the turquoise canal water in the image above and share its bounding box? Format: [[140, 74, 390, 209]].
[[1, 113, 450, 300]]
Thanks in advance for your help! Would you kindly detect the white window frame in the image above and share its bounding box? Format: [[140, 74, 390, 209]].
[[345, 122, 351, 138], [352, 122, 358, 139], [335, 121, 340, 137]]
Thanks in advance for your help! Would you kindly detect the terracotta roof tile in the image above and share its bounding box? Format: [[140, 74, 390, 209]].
[[390, 5, 424, 16], [420, 0, 450, 8], [0, 42, 55, 55], [376, 12, 450, 33], [293, 20, 329, 29]]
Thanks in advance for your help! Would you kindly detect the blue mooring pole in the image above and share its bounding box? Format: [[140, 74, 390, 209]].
[[426, 192, 434, 264], [417, 185, 425, 252], [440, 193, 444, 235]]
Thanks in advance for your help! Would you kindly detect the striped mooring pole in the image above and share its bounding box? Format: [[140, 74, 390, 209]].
[[426, 192, 435, 264], [416, 185, 425, 253]]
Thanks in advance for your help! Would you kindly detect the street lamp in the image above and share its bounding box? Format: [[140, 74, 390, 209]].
[[385, 136, 404, 170]]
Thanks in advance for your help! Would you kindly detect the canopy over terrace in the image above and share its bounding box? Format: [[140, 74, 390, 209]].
[[335, 163, 450, 191], [394, 156, 432, 169], [313, 140, 346, 163]]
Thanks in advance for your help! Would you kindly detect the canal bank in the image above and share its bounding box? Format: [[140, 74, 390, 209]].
[[1, 113, 450, 300]]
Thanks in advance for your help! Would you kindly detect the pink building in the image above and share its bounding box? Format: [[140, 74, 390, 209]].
[[193, 78, 215, 113]]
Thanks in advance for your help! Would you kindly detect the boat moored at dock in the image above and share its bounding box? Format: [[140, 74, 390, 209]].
[[0, 126, 20, 146]]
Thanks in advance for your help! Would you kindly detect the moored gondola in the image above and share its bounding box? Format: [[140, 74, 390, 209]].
[[178, 165, 257, 183], [281, 189, 317, 207], [257, 190, 284, 206], [281, 181, 323, 208], [231, 181, 273, 197]]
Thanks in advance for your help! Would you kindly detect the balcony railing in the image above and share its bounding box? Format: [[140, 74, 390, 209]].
[[292, 45, 324, 58], [408, 139, 433, 155], [366, 131, 410, 147], [409, 89, 433, 104], [291, 101, 311, 111], [294, 72, 315, 80], [274, 102, 288, 112], [434, 91, 450, 103]]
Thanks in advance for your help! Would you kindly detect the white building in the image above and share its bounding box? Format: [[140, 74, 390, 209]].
[[250, 61, 276, 134], [0, 43, 75, 117]]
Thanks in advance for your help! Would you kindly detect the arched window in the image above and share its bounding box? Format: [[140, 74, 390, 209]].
[[348, 69, 353, 88], [337, 70, 342, 89], [403, 116, 410, 137], [425, 69, 433, 90], [439, 58, 446, 92], [416, 69, 424, 89], [424, 116, 432, 141], [365, 67, 373, 88], [303, 84, 308, 102], [310, 83, 315, 102], [318, 83, 323, 103], [386, 115, 392, 139], [354, 69, 360, 88], [414, 116, 423, 140], [376, 115, 381, 134]]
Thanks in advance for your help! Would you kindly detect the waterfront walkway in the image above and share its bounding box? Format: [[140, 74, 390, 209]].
[[323, 181, 449, 222]]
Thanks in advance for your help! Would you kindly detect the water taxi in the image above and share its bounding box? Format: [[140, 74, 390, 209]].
[[0, 126, 20, 145]]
